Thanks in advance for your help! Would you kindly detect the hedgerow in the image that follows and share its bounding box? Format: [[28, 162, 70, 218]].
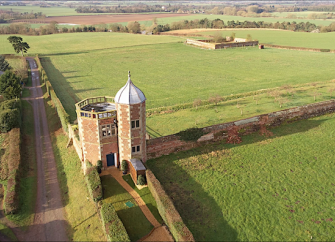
[[146, 170, 195, 242], [0, 100, 21, 133], [85, 166, 103, 202], [4, 128, 21, 214], [35, 56, 70, 133], [100, 203, 130, 242]]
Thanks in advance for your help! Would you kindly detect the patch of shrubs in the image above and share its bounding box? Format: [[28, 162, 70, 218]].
[[137, 174, 146, 186], [0, 98, 21, 133], [320, 49, 331, 52], [100, 203, 130, 242], [85, 165, 103, 202]]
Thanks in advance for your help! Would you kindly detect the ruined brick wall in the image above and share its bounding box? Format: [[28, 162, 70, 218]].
[[186, 39, 259, 50], [147, 99, 335, 160], [261, 44, 335, 53]]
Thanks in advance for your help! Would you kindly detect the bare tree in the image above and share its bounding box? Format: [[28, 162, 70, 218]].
[[268, 90, 280, 103], [209, 94, 222, 105], [311, 91, 321, 101], [328, 88, 335, 98], [277, 97, 289, 108], [193, 98, 202, 109]]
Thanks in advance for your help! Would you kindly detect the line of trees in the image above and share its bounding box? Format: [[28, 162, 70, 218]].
[[0, 10, 45, 23], [1, 18, 335, 36], [152, 18, 335, 33]]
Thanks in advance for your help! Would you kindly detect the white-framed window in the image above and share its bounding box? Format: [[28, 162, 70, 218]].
[[131, 120, 140, 129], [132, 145, 140, 153], [101, 124, 116, 137]]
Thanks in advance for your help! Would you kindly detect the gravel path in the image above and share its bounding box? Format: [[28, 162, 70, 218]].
[[24, 58, 68, 241]]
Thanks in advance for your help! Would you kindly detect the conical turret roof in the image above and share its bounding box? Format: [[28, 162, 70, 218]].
[[115, 72, 146, 105]]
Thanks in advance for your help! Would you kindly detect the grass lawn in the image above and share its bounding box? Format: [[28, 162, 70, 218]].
[[152, 14, 335, 27], [37, 38, 335, 123], [122, 174, 163, 224], [147, 80, 335, 136], [147, 112, 335, 241], [6, 101, 36, 228], [44, 89, 105, 241], [189, 29, 335, 50], [0, 223, 17, 241], [101, 174, 154, 241], [5, 57, 25, 72]]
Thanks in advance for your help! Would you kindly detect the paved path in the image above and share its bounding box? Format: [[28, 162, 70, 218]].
[[100, 168, 174, 241], [24, 58, 68, 241]]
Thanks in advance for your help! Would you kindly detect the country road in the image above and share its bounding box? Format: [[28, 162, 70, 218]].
[[23, 58, 68, 241]]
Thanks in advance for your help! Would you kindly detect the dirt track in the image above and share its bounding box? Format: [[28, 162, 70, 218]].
[[15, 13, 191, 25]]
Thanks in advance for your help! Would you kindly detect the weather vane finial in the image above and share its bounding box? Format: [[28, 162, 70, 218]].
[[128, 71, 131, 78]]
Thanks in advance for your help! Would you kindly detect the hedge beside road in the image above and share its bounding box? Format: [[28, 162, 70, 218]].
[[4, 128, 21, 214], [35, 56, 70, 133]]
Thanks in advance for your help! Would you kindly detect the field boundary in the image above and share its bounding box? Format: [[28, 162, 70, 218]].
[[147, 99, 335, 159], [3, 128, 21, 215], [35, 56, 70, 133], [261, 43, 335, 53]]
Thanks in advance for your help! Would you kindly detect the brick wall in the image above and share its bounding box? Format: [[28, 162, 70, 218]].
[[147, 99, 335, 160], [186, 39, 259, 50]]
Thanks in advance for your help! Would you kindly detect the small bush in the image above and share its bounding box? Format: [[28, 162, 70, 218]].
[[176, 128, 206, 142], [137, 175, 146, 185], [85, 166, 103, 202], [100, 203, 130, 242], [121, 160, 128, 171], [320, 49, 330, 52], [0, 108, 21, 133], [97, 160, 103, 173]]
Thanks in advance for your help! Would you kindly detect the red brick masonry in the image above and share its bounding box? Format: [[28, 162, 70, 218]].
[[146, 99, 335, 159]]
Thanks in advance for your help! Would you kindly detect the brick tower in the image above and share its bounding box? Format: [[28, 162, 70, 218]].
[[76, 96, 119, 169], [115, 71, 147, 165]]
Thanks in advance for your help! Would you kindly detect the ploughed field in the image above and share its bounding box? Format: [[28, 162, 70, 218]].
[[1, 31, 335, 134], [10, 13, 190, 25], [147, 112, 335, 241]]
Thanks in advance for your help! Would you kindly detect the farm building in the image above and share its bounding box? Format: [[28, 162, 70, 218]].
[[76, 72, 147, 177]]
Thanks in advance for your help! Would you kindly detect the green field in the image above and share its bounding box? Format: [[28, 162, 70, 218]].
[[192, 29, 335, 49], [273, 11, 334, 18], [147, 112, 335, 241], [152, 14, 335, 27], [1, 32, 335, 128]]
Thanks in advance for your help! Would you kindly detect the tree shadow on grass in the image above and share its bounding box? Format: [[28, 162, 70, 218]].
[[40, 57, 102, 123], [147, 117, 328, 241], [40, 51, 89, 56]]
